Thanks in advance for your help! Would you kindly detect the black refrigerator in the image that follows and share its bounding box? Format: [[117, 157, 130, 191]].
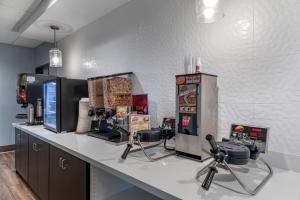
[[43, 77, 88, 133]]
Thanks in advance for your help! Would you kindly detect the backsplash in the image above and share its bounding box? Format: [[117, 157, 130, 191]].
[[56, 0, 300, 156]]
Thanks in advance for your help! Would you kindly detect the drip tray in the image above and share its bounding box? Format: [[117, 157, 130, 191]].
[[88, 132, 129, 146]]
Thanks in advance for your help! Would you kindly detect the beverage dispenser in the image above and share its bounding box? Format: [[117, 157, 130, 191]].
[[175, 73, 218, 160]]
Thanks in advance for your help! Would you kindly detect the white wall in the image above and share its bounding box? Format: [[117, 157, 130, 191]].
[[57, 0, 300, 158], [0, 43, 35, 146]]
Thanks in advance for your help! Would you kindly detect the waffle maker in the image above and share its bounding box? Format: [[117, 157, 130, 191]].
[[196, 134, 273, 195], [137, 129, 162, 142], [217, 141, 251, 165], [121, 118, 176, 161]]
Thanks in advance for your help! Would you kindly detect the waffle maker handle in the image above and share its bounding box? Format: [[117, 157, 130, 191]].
[[206, 134, 219, 153], [201, 134, 220, 191], [202, 165, 218, 190], [121, 144, 133, 160]]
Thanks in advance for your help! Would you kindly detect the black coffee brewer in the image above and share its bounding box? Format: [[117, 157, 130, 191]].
[[16, 73, 54, 125]]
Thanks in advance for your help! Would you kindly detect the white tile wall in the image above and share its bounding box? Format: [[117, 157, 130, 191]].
[[254, 0, 300, 58], [57, 0, 300, 157]]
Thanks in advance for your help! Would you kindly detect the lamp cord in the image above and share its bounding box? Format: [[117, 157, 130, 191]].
[[50, 25, 59, 48], [54, 28, 57, 48]]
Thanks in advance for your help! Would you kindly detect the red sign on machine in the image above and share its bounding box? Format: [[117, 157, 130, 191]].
[[182, 116, 191, 127]]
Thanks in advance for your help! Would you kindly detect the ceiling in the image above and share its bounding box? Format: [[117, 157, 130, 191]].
[[0, 0, 131, 48], [0, 0, 42, 47]]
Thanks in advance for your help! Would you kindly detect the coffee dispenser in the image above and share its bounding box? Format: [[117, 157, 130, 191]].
[[175, 73, 218, 160], [16, 73, 54, 123]]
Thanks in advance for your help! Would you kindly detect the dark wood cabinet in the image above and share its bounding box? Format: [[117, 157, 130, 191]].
[[15, 128, 89, 200], [15, 128, 21, 176], [49, 146, 89, 200], [28, 135, 49, 200], [15, 128, 29, 182]]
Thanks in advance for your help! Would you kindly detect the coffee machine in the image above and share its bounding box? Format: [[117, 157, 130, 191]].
[[175, 73, 218, 160], [16, 73, 54, 124]]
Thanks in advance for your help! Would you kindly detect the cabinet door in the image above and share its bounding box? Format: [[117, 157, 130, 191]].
[[28, 135, 50, 200], [61, 150, 88, 200], [15, 128, 21, 174], [19, 130, 29, 182], [28, 136, 38, 194], [37, 139, 49, 200], [49, 146, 88, 200]]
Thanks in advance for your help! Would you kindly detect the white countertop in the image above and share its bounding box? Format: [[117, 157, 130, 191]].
[[12, 123, 300, 200]]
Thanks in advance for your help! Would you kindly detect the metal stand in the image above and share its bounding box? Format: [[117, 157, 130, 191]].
[[196, 157, 273, 195], [121, 135, 175, 162], [196, 134, 273, 196], [130, 140, 175, 162]]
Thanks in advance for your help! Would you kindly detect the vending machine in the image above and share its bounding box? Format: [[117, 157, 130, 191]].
[[175, 73, 218, 160]]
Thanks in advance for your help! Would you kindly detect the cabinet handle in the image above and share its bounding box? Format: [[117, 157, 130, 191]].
[[58, 157, 69, 170], [32, 143, 39, 152], [59, 157, 63, 168], [33, 143, 36, 151], [61, 158, 68, 170], [35, 143, 39, 152]]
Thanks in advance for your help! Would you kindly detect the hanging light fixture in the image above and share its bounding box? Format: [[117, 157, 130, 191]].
[[49, 25, 62, 68], [196, 0, 224, 23]]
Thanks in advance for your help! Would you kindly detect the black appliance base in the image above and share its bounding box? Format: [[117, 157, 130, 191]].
[[176, 151, 203, 161], [88, 131, 129, 144]]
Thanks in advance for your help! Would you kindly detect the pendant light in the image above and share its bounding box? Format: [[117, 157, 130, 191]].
[[49, 25, 62, 68], [196, 0, 224, 23]]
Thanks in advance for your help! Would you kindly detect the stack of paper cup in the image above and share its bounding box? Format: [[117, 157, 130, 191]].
[[76, 98, 91, 133]]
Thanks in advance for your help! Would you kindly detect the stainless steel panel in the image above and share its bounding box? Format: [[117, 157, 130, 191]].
[[175, 74, 218, 159], [200, 75, 218, 156]]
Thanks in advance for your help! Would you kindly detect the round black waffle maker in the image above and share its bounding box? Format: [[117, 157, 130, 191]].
[[196, 134, 273, 195], [137, 129, 162, 143], [217, 141, 250, 165], [121, 127, 176, 161]]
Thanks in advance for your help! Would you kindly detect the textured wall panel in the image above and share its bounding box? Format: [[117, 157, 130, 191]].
[[0, 43, 35, 145], [254, 0, 300, 58], [57, 0, 300, 156]]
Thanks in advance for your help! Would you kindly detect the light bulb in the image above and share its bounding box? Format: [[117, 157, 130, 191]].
[[52, 56, 59, 64], [203, 8, 215, 19], [196, 0, 224, 23], [203, 0, 218, 7], [49, 48, 62, 67]]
